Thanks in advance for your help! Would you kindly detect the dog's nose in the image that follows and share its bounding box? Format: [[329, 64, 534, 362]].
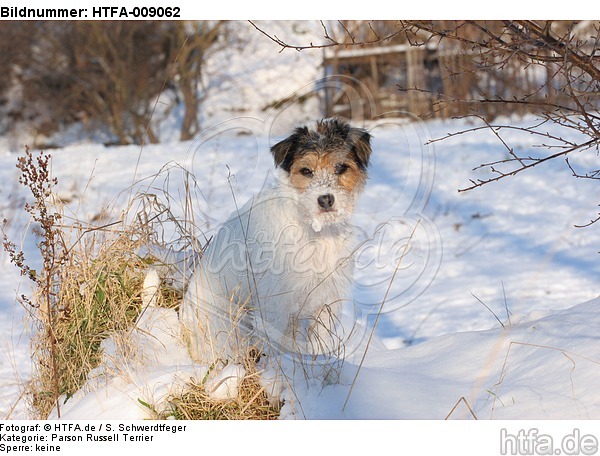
[[318, 194, 335, 210]]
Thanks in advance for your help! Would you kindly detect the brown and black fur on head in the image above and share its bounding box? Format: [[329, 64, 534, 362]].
[[270, 118, 372, 228], [270, 118, 372, 198], [271, 118, 372, 174]]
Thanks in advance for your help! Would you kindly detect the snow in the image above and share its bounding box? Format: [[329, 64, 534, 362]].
[[0, 21, 599, 421], [205, 364, 246, 401], [47, 305, 201, 420], [141, 269, 161, 308], [296, 297, 600, 420]]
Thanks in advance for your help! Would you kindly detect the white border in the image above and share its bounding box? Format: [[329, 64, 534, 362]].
[[8, 0, 600, 20]]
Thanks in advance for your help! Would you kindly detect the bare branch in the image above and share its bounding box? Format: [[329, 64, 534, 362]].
[[566, 157, 600, 180], [514, 20, 600, 82], [458, 139, 598, 192], [248, 20, 406, 51], [574, 212, 600, 229]]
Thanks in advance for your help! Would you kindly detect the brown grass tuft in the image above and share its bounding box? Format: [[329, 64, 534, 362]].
[[163, 357, 282, 420], [7, 149, 280, 420], [29, 222, 166, 418]]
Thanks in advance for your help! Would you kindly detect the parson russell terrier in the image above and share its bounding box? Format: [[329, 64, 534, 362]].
[[180, 118, 372, 368]]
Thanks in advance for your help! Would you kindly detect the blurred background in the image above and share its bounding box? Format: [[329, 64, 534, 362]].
[[1, 20, 598, 149]]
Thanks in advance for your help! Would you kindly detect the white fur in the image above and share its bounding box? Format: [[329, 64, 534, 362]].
[[181, 152, 365, 368]]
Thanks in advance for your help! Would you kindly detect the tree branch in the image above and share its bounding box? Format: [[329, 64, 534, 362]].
[[458, 138, 597, 192], [248, 20, 406, 51]]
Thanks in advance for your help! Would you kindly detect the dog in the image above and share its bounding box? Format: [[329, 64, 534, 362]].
[[180, 118, 372, 368]]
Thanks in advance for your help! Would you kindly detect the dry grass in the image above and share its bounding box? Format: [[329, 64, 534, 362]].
[[28, 220, 171, 418], [10, 150, 281, 420], [163, 357, 282, 420]]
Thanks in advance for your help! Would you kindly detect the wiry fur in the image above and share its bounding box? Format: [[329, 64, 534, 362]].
[[180, 118, 372, 367]]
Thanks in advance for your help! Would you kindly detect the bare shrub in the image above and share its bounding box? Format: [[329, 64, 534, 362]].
[[3, 147, 282, 420], [253, 20, 600, 226], [6, 21, 225, 145], [2, 148, 181, 418]]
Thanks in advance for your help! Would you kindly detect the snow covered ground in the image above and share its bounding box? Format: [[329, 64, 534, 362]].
[[0, 21, 599, 420], [1, 114, 598, 420]]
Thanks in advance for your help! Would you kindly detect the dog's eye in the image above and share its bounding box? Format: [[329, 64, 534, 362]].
[[335, 163, 349, 175], [299, 168, 314, 177]]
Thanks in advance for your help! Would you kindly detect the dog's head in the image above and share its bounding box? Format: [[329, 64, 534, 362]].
[[271, 118, 372, 231]]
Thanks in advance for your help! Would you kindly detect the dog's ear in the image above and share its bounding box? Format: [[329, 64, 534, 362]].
[[270, 127, 307, 172], [347, 127, 372, 170]]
